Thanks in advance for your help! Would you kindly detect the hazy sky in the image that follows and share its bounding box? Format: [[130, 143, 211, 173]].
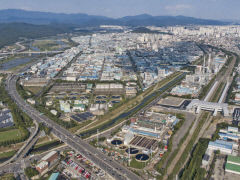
[[0, 0, 240, 20]]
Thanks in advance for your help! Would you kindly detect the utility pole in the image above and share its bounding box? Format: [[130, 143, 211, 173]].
[[128, 146, 130, 166], [97, 129, 99, 146], [151, 146, 153, 159]]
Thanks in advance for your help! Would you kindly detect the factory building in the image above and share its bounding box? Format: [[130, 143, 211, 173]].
[[36, 161, 49, 174], [225, 155, 240, 175], [50, 83, 87, 93], [207, 140, 238, 155], [36, 151, 59, 174], [21, 78, 49, 87], [94, 83, 124, 95]]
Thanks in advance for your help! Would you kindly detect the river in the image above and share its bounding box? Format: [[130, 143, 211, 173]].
[[0, 57, 32, 70]]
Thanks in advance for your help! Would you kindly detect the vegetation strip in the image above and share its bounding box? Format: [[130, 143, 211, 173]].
[[167, 112, 210, 179]]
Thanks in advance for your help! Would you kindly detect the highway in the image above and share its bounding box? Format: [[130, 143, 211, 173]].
[[5, 75, 142, 180]]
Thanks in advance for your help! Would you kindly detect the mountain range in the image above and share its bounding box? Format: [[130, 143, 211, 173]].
[[0, 9, 231, 26]]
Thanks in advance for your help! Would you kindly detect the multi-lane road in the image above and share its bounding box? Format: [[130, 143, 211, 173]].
[[5, 75, 142, 180]]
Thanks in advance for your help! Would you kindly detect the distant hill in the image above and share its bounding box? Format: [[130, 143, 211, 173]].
[[0, 9, 230, 26], [0, 23, 73, 48], [131, 27, 173, 35]]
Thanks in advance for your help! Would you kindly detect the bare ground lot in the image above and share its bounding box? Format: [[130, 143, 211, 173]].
[[153, 106, 196, 168], [213, 155, 240, 180]]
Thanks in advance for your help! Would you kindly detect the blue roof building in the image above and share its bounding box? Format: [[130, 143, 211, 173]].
[[219, 133, 239, 141], [48, 172, 59, 180], [129, 128, 160, 138], [208, 140, 233, 154]]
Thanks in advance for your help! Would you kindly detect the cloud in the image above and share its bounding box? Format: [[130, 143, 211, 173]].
[[165, 4, 191, 13], [19, 6, 33, 11]]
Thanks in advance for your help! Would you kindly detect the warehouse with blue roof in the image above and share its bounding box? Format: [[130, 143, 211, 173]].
[[208, 140, 233, 154], [219, 132, 239, 141]]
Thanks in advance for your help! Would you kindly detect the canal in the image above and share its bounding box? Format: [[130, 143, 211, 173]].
[[80, 72, 186, 138]]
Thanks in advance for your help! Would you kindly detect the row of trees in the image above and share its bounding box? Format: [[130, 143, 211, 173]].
[[0, 76, 32, 146], [179, 138, 209, 180], [167, 112, 209, 179], [154, 114, 186, 178], [179, 122, 231, 179]]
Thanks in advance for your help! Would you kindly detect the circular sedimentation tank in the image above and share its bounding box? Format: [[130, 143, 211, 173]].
[[95, 100, 106, 104], [111, 101, 120, 104], [135, 154, 149, 161], [111, 139, 123, 146], [125, 148, 139, 155]]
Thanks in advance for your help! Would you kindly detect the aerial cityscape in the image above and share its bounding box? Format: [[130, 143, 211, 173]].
[[1, 0, 240, 180]]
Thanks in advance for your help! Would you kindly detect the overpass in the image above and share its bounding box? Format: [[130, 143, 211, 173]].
[[186, 99, 229, 116]]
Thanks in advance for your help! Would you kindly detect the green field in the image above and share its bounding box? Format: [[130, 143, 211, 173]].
[[130, 158, 149, 169], [0, 150, 16, 159], [0, 173, 15, 180], [0, 129, 22, 142]]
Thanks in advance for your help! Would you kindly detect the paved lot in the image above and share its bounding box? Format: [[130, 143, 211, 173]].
[[213, 155, 240, 180], [157, 96, 185, 107], [154, 106, 196, 168]]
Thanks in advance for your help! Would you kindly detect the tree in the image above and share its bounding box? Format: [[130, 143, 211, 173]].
[[24, 167, 39, 178]]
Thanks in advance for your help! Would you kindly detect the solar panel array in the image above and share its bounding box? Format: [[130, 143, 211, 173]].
[[71, 112, 94, 122]]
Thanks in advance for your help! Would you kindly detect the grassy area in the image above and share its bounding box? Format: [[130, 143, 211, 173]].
[[0, 76, 31, 147], [31, 140, 63, 154], [24, 86, 42, 95], [210, 82, 225, 102], [33, 40, 61, 51], [0, 129, 23, 142], [32, 39, 70, 51], [69, 120, 92, 133], [0, 150, 16, 159], [0, 173, 16, 180], [33, 140, 59, 149], [130, 158, 148, 169]]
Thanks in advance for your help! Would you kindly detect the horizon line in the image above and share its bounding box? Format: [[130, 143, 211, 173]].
[[0, 8, 231, 22]]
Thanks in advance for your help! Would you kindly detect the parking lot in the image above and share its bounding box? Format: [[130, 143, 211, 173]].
[[61, 151, 109, 180]]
